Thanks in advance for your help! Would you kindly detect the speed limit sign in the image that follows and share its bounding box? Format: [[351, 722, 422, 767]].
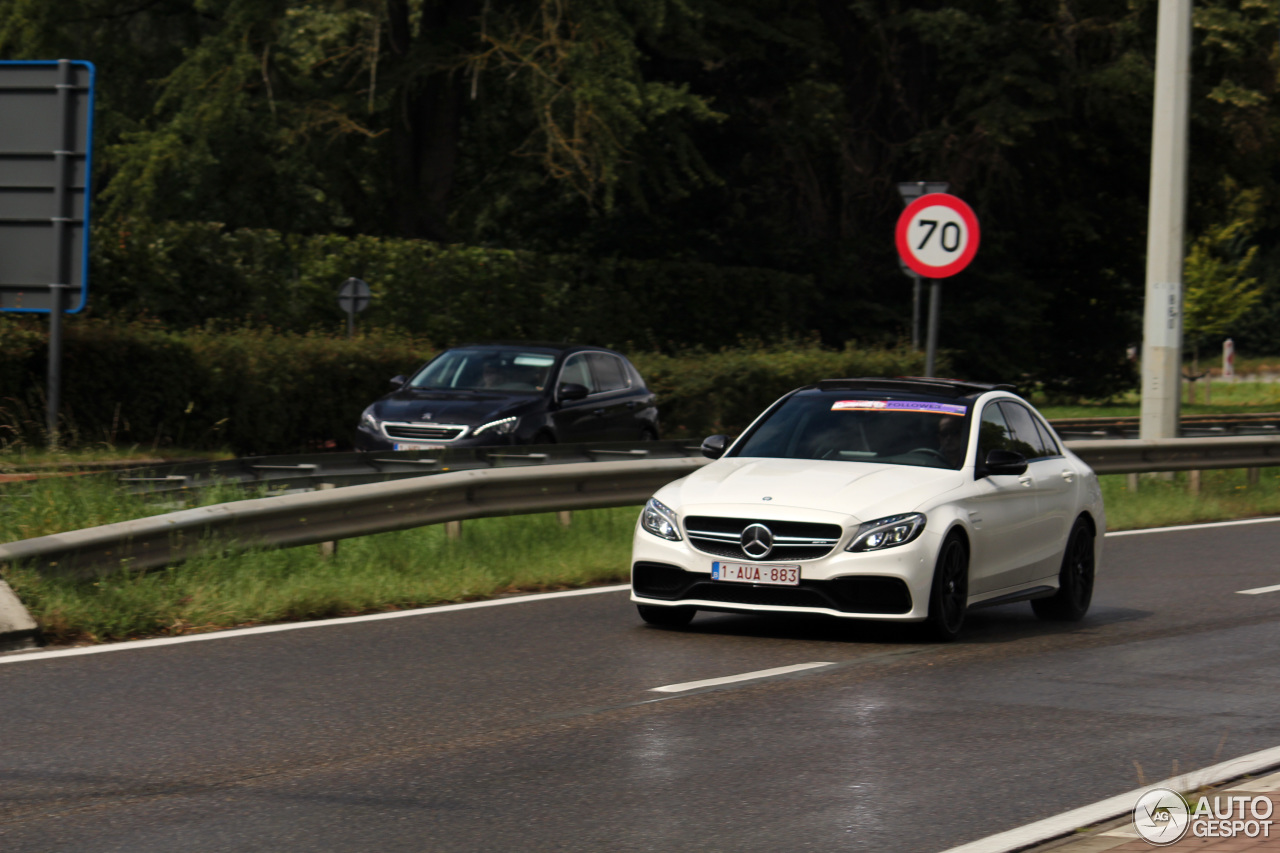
[[895, 193, 980, 278]]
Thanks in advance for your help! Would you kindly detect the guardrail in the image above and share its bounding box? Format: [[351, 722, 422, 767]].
[[1050, 412, 1280, 440], [4, 435, 1280, 581]]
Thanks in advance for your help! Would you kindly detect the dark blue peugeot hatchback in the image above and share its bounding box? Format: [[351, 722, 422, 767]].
[[354, 343, 660, 450]]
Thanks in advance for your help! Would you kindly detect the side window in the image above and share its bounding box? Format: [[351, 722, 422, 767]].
[[998, 402, 1051, 460], [978, 404, 1013, 461], [587, 353, 630, 392], [559, 354, 596, 393], [1032, 417, 1061, 458]]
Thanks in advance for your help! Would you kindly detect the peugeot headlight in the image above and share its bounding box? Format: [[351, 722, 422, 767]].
[[472, 416, 518, 437], [640, 498, 682, 541], [846, 513, 926, 552], [361, 406, 379, 430]]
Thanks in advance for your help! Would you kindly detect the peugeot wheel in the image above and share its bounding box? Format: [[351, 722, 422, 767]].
[[1032, 519, 1095, 622], [926, 534, 969, 642], [637, 604, 696, 628]]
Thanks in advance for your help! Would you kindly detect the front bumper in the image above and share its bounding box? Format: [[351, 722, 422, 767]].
[[354, 422, 520, 451], [630, 520, 943, 622]]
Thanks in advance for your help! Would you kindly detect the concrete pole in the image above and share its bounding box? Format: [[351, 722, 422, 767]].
[[1139, 0, 1192, 441]]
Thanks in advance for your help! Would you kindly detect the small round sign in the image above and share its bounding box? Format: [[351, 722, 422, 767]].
[[338, 277, 371, 314], [894, 193, 980, 279]]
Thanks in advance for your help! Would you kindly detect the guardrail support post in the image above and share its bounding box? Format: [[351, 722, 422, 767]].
[[1188, 469, 1201, 494], [1127, 473, 1139, 492], [557, 511, 572, 527], [445, 520, 462, 540], [1248, 467, 1260, 486], [317, 483, 338, 557]]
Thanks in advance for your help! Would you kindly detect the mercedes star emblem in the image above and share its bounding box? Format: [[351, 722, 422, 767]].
[[740, 523, 774, 559]]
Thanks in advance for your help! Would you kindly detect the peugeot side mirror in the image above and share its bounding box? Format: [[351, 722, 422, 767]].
[[983, 448, 1028, 476], [390, 374, 407, 388], [557, 382, 589, 402], [701, 434, 729, 460]]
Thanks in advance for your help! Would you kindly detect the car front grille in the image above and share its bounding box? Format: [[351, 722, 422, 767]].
[[683, 516, 843, 561], [382, 422, 469, 442], [632, 562, 912, 615]]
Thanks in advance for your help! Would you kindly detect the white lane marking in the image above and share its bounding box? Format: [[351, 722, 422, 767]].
[[650, 661, 836, 694], [936, 743, 1280, 853], [1237, 583, 1280, 595], [0, 584, 631, 667], [1106, 515, 1280, 538]]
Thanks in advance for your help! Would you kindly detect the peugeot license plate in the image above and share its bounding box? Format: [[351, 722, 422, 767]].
[[711, 561, 800, 586]]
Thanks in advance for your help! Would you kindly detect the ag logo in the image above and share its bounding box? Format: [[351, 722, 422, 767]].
[[1133, 788, 1191, 845]]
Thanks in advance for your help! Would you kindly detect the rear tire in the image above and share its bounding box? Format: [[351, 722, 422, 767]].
[[637, 604, 696, 627], [926, 534, 969, 642], [1032, 518, 1095, 621], [533, 429, 557, 445]]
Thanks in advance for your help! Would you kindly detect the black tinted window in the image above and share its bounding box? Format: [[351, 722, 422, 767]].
[[998, 402, 1052, 459], [978, 404, 1013, 460], [559, 354, 596, 392], [588, 353, 630, 392]]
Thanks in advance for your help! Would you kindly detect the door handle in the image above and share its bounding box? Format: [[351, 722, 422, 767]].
[[592, 408, 606, 416], [1018, 476, 1033, 487], [1061, 470, 1075, 483]]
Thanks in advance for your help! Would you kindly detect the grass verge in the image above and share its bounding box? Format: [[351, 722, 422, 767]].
[[1100, 468, 1280, 531], [5, 507, 637, 646]]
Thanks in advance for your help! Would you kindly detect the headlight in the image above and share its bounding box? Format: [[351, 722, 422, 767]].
[[846, 513, 926, 552], [361, 406, 379, 429], [472, 415, 518, 437], [640, 498, 682, 541]]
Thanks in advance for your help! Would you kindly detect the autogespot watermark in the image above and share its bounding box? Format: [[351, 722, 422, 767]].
[[1132, 786, 1275, 845]]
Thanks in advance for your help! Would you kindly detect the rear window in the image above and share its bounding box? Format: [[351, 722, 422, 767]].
[[731, 393, 972, 469]]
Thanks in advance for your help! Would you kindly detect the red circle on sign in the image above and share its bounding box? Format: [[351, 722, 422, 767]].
[[895, 193, 981, 278]]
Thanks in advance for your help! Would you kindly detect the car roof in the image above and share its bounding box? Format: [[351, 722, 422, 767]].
[[811, 377, 1017, 400], [453, 341, 623, 356]]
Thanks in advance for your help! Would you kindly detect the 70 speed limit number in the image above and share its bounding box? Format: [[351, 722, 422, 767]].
[[894, 193, 980, 279]]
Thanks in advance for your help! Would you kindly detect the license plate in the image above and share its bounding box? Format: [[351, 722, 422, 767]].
[[711, 561, 800, 586], [393, 442, 445, 451]]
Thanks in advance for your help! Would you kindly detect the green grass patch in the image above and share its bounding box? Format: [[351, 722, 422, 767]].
[[1101, 468, 1280, 531], [1037, 381, 1280, 420], [5, 507, 638, 645]]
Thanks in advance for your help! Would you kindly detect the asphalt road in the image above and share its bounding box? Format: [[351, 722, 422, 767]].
[[2, 520, 1279, 852]]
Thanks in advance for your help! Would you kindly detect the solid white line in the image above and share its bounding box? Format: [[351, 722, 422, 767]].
[[936, 743, 1280, 853], [0, 584, 631, 667], [1237, 583, 1280, 595], [650, 661, 836, 694], [1106, 515, 1280, 538]]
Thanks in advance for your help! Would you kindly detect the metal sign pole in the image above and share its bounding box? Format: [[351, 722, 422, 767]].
[[45, 59, 76, 444], [924, 279, 941, 377], [911, 272, 922, 351]]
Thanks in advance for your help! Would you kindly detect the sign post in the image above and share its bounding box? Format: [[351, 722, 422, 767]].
[[894, 193, 980, 376], [0, 59, 96, 444], [897, 182, 949, 351], [337, 277, 371, 338]]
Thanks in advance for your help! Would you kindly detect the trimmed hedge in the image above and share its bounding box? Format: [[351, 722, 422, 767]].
[[0, 319, 929, 454], [90, 220, 820, 350]]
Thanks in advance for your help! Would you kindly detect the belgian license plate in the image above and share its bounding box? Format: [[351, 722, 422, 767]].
[[711, 561, 800, 586], [393, 442, 445, 451]]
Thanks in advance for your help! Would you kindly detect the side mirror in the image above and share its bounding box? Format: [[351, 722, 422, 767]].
[[390, 375, 407, 388], [983, 448, 1028, 476], [557, 382, 590, 402], [701, 434, 729, 460]]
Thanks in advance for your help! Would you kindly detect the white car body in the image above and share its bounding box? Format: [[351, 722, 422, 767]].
[[630, 380, 1104, 635]]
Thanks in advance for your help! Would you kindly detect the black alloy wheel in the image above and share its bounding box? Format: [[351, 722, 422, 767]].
[[926, 534, 969, 641], [1032, 518, 1095, 621], [636, 604, 696, 627]]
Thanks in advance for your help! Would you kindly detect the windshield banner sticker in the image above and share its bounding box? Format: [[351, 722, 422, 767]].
[[832, 400, 967, 416]]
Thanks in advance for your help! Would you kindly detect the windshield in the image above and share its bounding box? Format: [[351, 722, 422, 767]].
[[408, 348, 557, 393], [730, 394, 972, 469]]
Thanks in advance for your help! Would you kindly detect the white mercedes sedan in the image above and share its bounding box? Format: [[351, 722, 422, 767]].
[[630, 378, 1104, 640]]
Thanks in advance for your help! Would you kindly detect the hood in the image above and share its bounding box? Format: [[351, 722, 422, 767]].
[[669, 457, 966, 521], [372, 389, 535, 426]]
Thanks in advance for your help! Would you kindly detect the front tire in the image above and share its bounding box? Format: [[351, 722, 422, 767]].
[[926, 534, 969, 641], [637, 604, 696, 627], [1032, 518, 1095, 621]]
